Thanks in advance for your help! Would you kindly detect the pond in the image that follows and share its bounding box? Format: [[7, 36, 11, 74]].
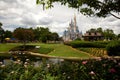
[[0, 51, 64, 67]]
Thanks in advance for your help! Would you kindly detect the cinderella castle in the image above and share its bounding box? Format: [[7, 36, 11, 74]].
[[63, 14, 82, 41]]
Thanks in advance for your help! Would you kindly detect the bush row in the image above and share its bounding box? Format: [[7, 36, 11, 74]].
[[65, 41, 109, 48], [106, 41, 120, 56], [65, 40, 120, 56]]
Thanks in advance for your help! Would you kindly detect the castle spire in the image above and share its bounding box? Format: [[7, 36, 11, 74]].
[[74, 13, 77, 32], [74, 13, 76, 25]]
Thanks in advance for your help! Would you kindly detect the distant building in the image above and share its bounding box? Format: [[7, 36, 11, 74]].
[[63, 15, 82, 41], [83, 32, 104, 41]]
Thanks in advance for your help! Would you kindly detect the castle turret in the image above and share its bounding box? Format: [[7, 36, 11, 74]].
[[63, 14, 82, 41], [74, 14, 77, 33]]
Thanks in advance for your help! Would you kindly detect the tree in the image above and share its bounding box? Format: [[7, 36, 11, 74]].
[[0, 22, 2, 27], [33, 27, 60, 43], [87, 28, 96, 32], [97, 27, 103, 33], [4, 30, 13, 38], [33, 27, 41, 41], [0, 22, 5, 43], [40, 27, 50, 43], [118, 34, 120, 40], [13, 27, 34, 47], [103, 29, 116, 40], [36, 0, 120, 19], [50, 32, 59, 42], [33, 27, 50, 43]]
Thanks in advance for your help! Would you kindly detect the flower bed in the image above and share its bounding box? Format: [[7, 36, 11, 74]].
[[77, 48, 107, 57], [0, 57, 120, 80]]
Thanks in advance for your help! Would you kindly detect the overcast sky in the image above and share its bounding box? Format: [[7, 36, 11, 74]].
[[0, 0, 120, 36]]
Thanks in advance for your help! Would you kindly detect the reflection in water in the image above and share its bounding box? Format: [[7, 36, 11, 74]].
[[3, 59, 13, 65], [2, 56, 64, 67]]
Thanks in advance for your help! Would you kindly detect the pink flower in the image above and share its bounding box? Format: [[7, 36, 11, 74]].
[[109, 68, 116, 73], [82, 61, 88, 65]]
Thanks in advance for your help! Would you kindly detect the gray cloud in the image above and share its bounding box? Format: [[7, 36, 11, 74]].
[[0, 0, 120, 35], [39, 16, 53, 25], [0, 16, 6, 19]]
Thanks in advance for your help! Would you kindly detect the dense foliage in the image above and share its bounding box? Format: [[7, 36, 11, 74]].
[[106, 41, 120, 56], [65, 41, 109, 48], [36, 0, 120, 19], [13, 28, 34, 45], [33, 27, 59, 43], [87, 27, 117, 40], [9, 45, 54, 54], [65, 40, 120, 56], [0, 58, 120, 80], [0, 23, 5, 43]]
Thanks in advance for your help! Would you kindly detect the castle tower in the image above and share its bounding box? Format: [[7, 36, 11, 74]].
[[74, 14, 77, 33], [63, 14, 82, 41]]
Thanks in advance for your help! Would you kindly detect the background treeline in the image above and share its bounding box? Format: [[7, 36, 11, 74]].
[[0, 27, 60, 43], [86, 27, 120, 40]]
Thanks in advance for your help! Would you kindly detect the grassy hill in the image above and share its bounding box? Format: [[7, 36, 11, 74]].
[[0, 43, 91, 58]]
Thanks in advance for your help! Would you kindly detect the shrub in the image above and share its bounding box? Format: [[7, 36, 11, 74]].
[[106, 41, 120, 56], [0, 58, 120, 80], [9, 45, 54, 54], [68, 41, 107, 48], [9, 45, 35, 51]]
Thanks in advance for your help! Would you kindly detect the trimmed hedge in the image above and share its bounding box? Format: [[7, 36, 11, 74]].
[[106, 41, 120, 56], [65, 41, 109, 48]]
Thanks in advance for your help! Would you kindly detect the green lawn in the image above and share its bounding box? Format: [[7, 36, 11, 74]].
[[0, 43, 22, 52], [0, 43, 91, 58], [48, 44, 91, 58], [30, 43, 91, 58]]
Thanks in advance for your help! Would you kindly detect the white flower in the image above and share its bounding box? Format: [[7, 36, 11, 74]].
[[89, 71, 95, 75], [11, 71, 14, 74], [67, 76, 70, 79], [47, 64, 50, 68], [63, 72, 66, 75], [17, 59, 21, 62], [24, 64, 27, 68], [0, 62, 3, 65], [1, 64, 5, 67], [26, 59, 29, 61], [24, 62, 28, 65]]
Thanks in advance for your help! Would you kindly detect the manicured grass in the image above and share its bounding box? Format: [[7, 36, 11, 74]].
[[0, 43, 22, 57], [0, 43, 91, 58], [30, 47, 54, 54], [0, 43, 22, 52], [48, 44, 91, 58]]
